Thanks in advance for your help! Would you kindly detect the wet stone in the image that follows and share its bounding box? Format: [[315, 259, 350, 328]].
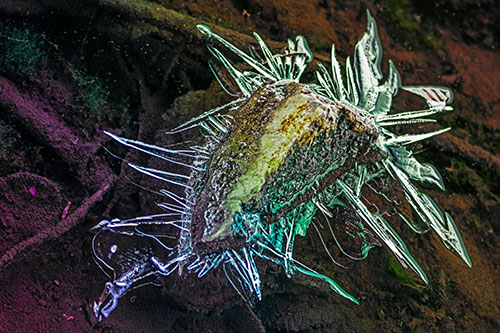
[[191, 81, 379, 254]]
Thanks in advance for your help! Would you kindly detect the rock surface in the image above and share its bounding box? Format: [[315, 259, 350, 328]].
[[0, 0, 499, 331]]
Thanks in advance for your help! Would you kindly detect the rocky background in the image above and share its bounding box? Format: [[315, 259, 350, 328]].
[[0, 0, 499, 331]]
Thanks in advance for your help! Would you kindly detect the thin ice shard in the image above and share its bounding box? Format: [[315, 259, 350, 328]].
[[337, 179, 428, 283]]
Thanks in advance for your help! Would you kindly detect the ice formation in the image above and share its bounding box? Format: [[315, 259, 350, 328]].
[[91, 11, 471, 320]]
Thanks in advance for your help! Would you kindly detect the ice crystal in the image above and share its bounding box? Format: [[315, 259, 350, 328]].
[[92, 11, 471, 321]]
